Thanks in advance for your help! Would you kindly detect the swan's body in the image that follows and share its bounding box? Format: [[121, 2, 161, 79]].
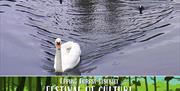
[[54, 38, 81, 72]]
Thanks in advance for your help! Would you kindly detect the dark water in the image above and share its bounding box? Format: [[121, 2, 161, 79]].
[[0, 0, 179, 75]]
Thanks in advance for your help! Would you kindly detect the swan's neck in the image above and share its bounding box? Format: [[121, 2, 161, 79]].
[[55, 48, 63, 72]]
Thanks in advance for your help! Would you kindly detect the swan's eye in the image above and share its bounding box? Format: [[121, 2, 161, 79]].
[[56, 42, 60, 45]]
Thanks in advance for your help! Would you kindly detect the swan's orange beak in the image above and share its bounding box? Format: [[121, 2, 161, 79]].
[[56, 42, 61, 49]]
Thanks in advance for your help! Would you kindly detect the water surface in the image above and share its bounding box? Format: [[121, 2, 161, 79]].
[[0, 0, 179, 75]]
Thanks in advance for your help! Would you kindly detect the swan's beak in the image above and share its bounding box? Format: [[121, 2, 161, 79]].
[[56, 42, 61, 50]]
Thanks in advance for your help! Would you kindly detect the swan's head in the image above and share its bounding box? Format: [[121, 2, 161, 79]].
[[55, 38, 62, 50]]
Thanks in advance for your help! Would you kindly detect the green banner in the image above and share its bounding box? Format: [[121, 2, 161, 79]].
[[0, 76, 179, 91]]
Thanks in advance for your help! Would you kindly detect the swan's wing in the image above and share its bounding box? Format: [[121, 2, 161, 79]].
[[61, 42, 73, 55], [61, 41, 81, 71], [61, 41, 74, 49]]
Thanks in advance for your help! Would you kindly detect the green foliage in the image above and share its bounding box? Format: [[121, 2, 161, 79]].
[[165, 76, 174, 81], [16, 77, 26, 91], [132, 80, 141, 86]]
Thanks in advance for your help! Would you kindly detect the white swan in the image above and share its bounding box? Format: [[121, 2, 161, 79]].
[[54, 38, 81, 72]]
